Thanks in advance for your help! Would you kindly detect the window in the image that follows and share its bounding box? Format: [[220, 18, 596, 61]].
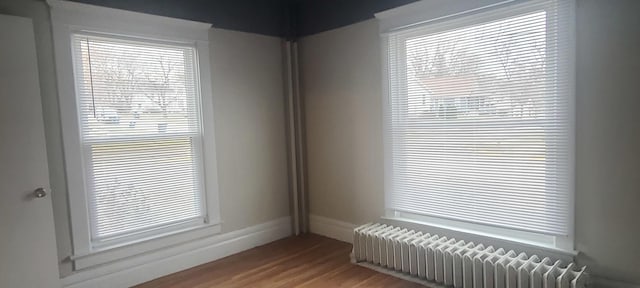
[[50, 0, 220, 267], [381, 0, 574, 247], [72, 34, 205, 245]]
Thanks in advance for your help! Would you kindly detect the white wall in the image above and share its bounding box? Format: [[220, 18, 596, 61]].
[[0, 0, 290, 278], [299, 1, 640, 285], [574, 0, 640, 285], [209, 28, 290, 233], [300, 20, 385, 225]]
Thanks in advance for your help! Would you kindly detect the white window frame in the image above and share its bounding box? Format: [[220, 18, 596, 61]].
[[377, 0, 575, 252], [49, 0, 221, 269]]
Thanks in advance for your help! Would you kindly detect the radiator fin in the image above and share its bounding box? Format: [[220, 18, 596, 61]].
[[352, 223, 588, 288]]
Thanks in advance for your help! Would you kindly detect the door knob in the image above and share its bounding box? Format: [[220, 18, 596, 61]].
[[33, 187, 47, 198]]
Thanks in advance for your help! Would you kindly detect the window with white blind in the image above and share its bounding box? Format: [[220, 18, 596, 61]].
[[51, 0, 220, 266], [71, 34, 206, 245], [380, 0, 574, 247]]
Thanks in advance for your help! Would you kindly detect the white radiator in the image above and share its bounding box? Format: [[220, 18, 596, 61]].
[[352, 223, 588, 288]]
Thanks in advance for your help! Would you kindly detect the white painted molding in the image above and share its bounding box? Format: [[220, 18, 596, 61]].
[[591, 277, 640, 288], [49, 0, 221, 262], [61, 217, 291, 288], [47, 0, 211, 42], [47, 0, 211, 30], [72, 223, 222, 269], [374, 0, 514, 33], [309, 214, 357, 243]]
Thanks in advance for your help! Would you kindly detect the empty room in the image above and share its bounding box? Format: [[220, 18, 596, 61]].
[[0, 0, 638, 287]]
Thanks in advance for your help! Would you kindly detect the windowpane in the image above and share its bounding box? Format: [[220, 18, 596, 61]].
[[405, 11, 549, 120], [88, 138, 202, 240], [385, 1, 572, 236], [73, 35, 199, 139], [72, 34, 205, 243]]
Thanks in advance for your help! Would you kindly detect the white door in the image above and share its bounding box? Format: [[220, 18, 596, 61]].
[[0, 14, 61, 288]]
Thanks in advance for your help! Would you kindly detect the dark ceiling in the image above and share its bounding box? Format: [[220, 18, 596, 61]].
[[70, 0, 418, 38], [292, 0, 418, 37]]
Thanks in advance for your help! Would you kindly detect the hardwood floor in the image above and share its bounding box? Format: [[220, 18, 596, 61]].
[[135, 234, 423, 288]]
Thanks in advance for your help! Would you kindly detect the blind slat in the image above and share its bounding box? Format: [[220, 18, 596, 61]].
[[385, 0, 572, 236], [71, 33, 205, 243]]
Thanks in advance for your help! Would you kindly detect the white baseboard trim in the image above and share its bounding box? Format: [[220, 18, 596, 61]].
[[309, 214, 357, 243], [592, 276, 640, 288], [61, 216, 292, 288]]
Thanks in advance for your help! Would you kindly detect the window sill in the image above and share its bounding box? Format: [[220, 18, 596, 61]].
[[70, 222, 222, 270], [382, 213, 578, 262]]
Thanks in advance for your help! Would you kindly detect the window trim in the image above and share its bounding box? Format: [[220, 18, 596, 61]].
[[49, 0, 221, 269], [378, 0, 576, 251]]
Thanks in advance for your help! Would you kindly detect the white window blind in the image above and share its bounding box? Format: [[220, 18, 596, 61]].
[[384, 0, 573, 236], [71, 34, 206, 244]]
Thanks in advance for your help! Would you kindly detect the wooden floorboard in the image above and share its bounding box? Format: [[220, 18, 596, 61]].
[[135, 234, 423, 288]]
